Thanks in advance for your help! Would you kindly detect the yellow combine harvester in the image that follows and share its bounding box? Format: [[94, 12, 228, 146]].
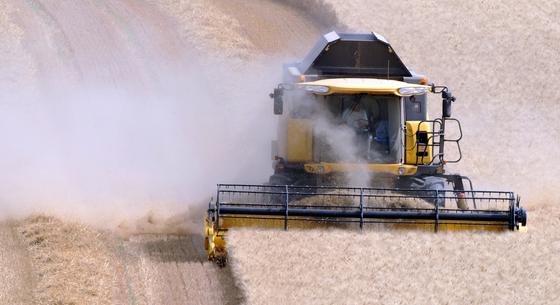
[[204, 31, 527, 266]]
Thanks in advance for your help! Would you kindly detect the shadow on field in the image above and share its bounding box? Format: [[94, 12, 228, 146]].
[[140, 233, 245, 305], [142, 233, 207, 263]]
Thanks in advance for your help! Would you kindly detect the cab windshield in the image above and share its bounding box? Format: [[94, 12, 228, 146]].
[[315, 94, 402, 163]]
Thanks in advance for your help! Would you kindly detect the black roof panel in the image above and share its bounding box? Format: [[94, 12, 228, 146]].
[[297, 31, 412, 78]]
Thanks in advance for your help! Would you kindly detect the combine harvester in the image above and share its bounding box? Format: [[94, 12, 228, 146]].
[[205, 32, 527, 266]]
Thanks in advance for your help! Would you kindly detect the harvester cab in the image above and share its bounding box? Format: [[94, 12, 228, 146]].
[[204, 31, 527, 266]]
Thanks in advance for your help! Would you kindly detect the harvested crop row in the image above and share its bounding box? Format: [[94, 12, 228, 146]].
[[15, 214, 244, 305], [17, 215, 115, 305]]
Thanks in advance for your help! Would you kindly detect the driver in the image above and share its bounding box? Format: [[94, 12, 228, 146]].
[[342, 99, 369, 133]]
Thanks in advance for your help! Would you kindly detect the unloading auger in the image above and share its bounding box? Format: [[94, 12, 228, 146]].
[[204, 31, 527, 266]]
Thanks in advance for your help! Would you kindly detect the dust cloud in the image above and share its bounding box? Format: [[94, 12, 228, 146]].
[[0, 72, 277, 229], [287, 91, 373, 186], [0, 1, 280, 229], [0, 0, 334, 229], [0, 1, 295, 304], [0, 1, 326, 302]]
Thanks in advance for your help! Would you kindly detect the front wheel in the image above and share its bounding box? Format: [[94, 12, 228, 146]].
[[268, 173, 293, 185], [397, 176, 446, 207]]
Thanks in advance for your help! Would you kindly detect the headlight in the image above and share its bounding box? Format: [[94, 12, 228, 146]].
[[398, 167, 406, 175], [398, 87, 428, 95], [304, 85, 329, 94]]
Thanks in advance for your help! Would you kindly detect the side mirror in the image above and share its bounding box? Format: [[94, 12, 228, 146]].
[[270, 87, 284, 115], [442, 89, 455, 118]]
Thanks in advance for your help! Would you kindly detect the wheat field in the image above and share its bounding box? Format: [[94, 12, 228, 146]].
[[0, 1, 558, 304]]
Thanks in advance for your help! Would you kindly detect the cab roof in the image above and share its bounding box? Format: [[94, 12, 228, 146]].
[[286, 31, 412, 81]]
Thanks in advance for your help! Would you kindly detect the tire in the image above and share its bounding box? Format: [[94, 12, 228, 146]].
[[400, 176, 446, 207], [268, 173, 293, 186]]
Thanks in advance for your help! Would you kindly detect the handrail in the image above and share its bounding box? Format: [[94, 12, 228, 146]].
[[415, 117, 463, 165]]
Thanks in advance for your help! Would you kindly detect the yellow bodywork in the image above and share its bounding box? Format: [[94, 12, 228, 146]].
[[300, 78, 430, 96], [405, 121, 433, 165], [303, 162, 417, 175], [204, 216, 226, 263], [286, 118, 313, 162]]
